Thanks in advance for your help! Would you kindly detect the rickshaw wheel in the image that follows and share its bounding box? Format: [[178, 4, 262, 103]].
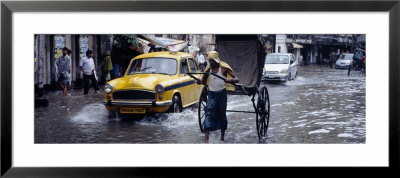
[[256, 85, 270, 142], [198, 87, 208, 133]]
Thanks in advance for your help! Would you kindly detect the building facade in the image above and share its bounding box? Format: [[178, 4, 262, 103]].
[[275, 34, 366, 65], [34, 34, 217, 91], [34, 34, 114, 90]]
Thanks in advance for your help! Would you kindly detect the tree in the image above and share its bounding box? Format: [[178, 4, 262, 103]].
[[111, 35, 142, 75], [112, 35, 140, 49]]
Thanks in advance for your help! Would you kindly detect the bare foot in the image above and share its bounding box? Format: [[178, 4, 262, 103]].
[[205, 130, 209, 143], [220, 130, 225, 141]]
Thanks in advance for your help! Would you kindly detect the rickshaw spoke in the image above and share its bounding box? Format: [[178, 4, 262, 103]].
[[262, 89, 266, 102], [262, 124, 266, 136]]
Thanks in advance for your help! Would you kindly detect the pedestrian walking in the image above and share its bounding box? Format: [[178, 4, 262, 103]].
[[56, 47, 71, 96], [102, 50, 113, 83], [67, 49, 73, 89], [197, 51, 239, 143], [329, 50, 337, 69], [196, 51, 206, 71], [80, 50, 100, 95], [298, 54, 303, 66]]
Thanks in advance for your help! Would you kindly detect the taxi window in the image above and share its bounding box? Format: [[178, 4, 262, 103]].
[[180, 59, 189, 74], [188, 58, 198, 72]]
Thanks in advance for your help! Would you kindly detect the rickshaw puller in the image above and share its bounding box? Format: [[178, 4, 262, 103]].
[[197, 51, 239, 143]]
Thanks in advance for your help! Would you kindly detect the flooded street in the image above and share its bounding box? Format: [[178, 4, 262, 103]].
[[35, 65, 365, 144]]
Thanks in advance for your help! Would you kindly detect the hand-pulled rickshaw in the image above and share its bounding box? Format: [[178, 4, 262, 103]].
[[187, 35, 271, 142]]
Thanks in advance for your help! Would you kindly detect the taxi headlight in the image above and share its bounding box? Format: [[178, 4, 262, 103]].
[[155, 84, 165, 94], [104, 84, 113, 93], [280, 69, 288, 74]]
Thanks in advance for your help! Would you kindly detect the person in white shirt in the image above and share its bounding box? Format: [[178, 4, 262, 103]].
[[80, 50, 99, 94], [196, 52, 206, 72], [298, 54, 303, 66], [56, 47, 71, 96]]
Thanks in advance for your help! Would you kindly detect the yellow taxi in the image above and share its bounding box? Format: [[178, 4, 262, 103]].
[[103, 51, 204, 117]]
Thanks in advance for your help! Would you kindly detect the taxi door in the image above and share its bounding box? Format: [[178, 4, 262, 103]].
[[179, 57, 194, 107], [187, 57, 203, 103]]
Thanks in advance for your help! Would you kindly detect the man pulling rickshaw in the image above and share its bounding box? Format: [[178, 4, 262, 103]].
[[197, 51, 239, 143], [188, 35, 271, 143]]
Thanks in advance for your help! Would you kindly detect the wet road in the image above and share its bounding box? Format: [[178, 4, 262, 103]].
[[35, 65, 365, 144]]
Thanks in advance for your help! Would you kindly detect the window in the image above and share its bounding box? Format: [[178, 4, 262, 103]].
[[127, 57, 177, 75], [180, 59, 189, 74], [188, 58, 198, 72], [265, 55, 289, 64]]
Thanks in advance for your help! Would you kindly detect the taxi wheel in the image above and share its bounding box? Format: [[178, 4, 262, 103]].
[[107, 110, 119, 119], [169, 95, 182, 113]]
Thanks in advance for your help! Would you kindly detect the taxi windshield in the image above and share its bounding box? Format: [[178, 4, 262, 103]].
[[265, 55, 289, 64], [127, 57, 177, 75]]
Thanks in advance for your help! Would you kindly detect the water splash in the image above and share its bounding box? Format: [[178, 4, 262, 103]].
[[70, 103, 108, 123], [138, 109, 198, 128]]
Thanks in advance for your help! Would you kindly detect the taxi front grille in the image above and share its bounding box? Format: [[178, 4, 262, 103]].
[[113, 90, 156, 100]]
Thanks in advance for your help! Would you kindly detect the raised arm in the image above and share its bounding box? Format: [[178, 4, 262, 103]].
[[224, 67, 239, 84]]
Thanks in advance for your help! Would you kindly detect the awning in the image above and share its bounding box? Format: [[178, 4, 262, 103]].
[[292, 43, 303, 48], [141, 35, 188, 52], [137, 38, 151, 54]]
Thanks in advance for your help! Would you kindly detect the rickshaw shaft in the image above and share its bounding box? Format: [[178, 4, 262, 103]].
[[225, 110, 256, 113]]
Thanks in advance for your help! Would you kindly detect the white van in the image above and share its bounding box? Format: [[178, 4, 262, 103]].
[[262, 53, 298, 81]]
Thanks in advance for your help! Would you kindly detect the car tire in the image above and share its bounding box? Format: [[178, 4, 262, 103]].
[[108, 110, 119, 119], [288, 73, 292, 81], [169, 95, 182, 113]]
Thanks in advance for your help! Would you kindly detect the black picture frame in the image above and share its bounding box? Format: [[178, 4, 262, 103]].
[[1, 0, 399, 177]]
